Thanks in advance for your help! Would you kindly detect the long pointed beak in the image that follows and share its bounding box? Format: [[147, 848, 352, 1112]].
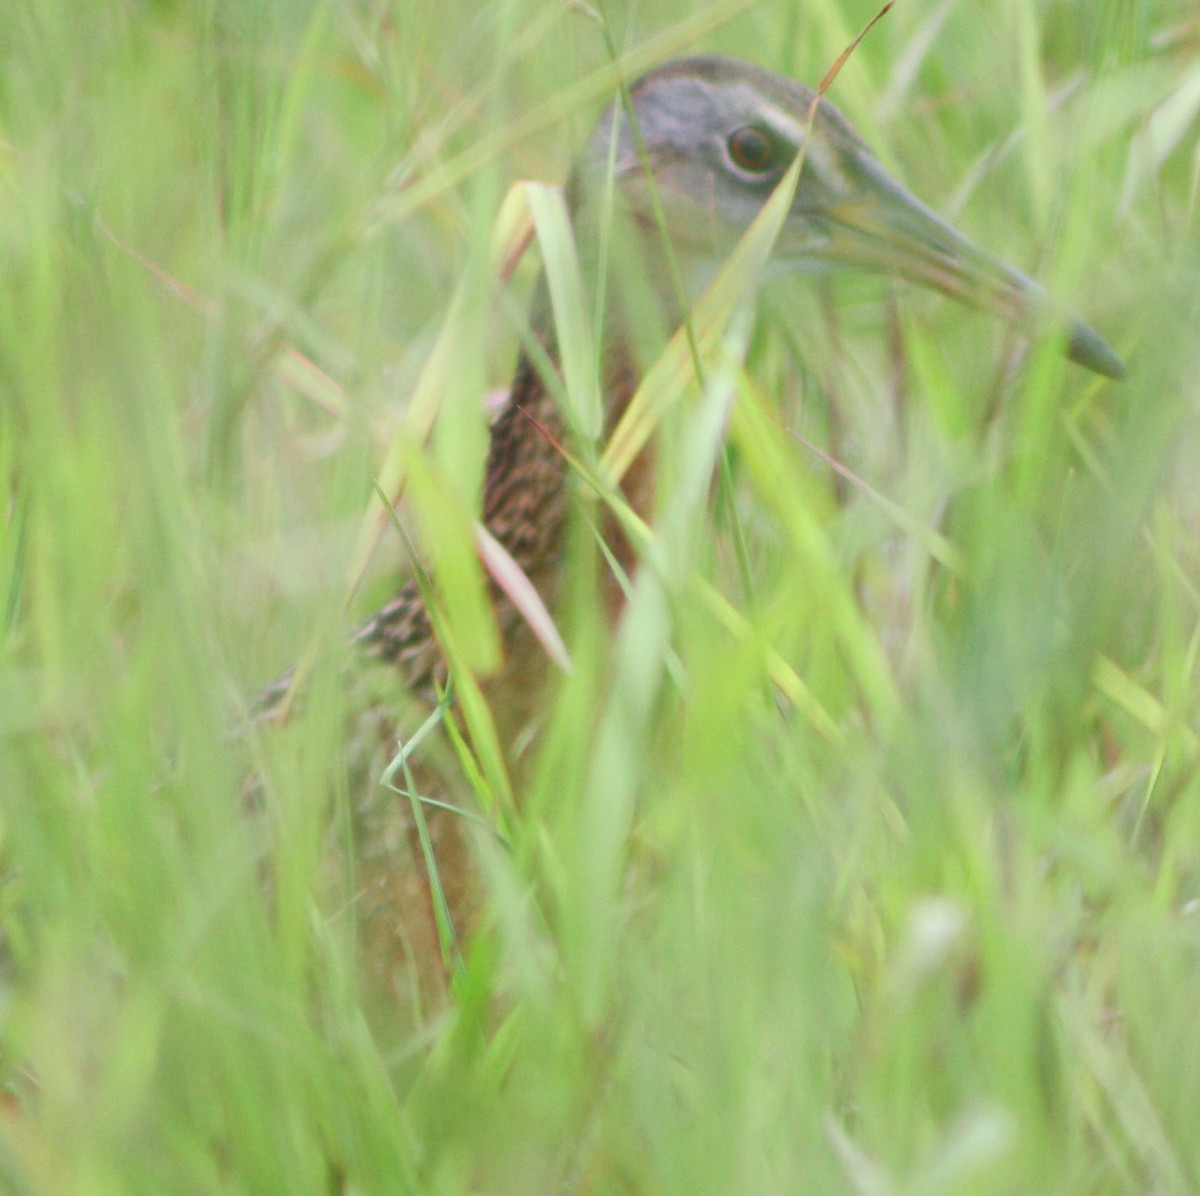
[[789, 151, 1125, 380]]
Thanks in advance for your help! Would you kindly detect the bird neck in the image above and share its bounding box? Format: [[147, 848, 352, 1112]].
[[481, 291, 644, 582], [341, 257, 658, 706]]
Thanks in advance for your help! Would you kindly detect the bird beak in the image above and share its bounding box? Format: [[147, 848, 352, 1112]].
[[788, 150, 1125, 380]]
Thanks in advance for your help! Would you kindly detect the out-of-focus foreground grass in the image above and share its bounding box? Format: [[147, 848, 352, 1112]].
[[1, 0, 1198, 1191]]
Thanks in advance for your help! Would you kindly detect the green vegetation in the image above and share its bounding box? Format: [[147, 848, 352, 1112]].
[[2, 0, 1198, 1191]]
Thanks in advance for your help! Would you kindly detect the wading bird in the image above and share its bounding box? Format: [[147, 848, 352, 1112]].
[[258, 55, 1123, 1018]]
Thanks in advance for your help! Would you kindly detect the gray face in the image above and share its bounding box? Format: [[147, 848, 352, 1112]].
[[578, 64, 853, 264], [570, 56, 1123, 379]]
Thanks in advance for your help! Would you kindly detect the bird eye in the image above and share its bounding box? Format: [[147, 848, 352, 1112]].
[[726, 124, 781, 174]]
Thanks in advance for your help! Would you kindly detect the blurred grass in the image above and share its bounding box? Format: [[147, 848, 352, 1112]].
[[2, 0, 1200, 1192]]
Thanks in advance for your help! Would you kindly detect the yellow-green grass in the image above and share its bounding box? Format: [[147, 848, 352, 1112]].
[[1, 0, 1198, 1191]]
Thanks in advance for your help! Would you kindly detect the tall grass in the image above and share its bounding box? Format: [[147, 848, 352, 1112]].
[[2, 0, 1198, 1191]]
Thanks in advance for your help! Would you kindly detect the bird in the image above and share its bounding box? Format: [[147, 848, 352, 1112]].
[[255, 54, 1124, 1023], [353, 53, 1122, 662]]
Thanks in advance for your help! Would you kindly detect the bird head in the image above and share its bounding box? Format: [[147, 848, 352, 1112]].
[[573, 55, 1123, 379]]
